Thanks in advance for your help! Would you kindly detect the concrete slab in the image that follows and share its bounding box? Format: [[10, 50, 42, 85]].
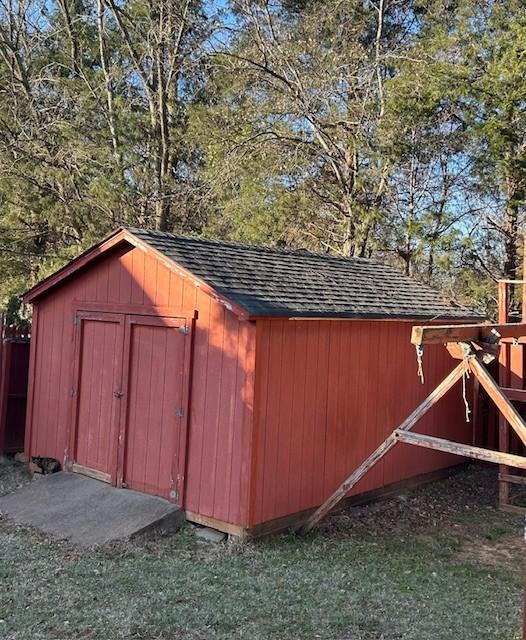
[[0, 472, 184, 546], [194, 526, 227, 543]]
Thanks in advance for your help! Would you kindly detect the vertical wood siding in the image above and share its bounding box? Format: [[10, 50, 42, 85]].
[[27, 239, 472, 531], [27, 243, 256, 526], [0, 340, 30, 453], [123, 321, 186, 498], [74, 317, 122, 474], [250, 319, 472, 526]]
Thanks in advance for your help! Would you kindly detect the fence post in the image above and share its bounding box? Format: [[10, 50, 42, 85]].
[[0, 315, 5, 453]]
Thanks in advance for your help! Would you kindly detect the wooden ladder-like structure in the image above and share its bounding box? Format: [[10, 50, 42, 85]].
[[496, 279, 526, 514], [301, 312, 526, 534]]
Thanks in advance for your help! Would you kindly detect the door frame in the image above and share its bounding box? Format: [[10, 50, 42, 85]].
[[66, 311, 126, 483], [116, 314, 188, 503], [68, 309, 195, 507]]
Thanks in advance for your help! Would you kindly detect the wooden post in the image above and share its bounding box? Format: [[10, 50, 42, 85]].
[[0, 315, 4, 453], [523, 304, 526, 628], [498, 280, 511, 507], [300, 361, 467, 534], [522, 235, 526, 323], [472, 377, 481, 447]]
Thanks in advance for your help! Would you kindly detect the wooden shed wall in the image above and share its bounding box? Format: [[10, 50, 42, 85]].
[[26, 243, 256, 526], [249, 319, 471, 527]]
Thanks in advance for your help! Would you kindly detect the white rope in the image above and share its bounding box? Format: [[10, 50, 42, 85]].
[[416, 345, 425, 384], [462, 362, 471, 423]]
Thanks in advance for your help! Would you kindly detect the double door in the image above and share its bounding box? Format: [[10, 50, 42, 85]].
[[69, 311, 188, 503]]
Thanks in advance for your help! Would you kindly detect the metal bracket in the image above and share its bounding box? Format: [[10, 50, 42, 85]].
[[68, 387, 77, 397], [459, 341, 473, 358], [175, 407, 184, 417], [179, 325, 189, 335]]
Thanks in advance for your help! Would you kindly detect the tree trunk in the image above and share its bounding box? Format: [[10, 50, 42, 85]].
[[504, 181, 520, 281]]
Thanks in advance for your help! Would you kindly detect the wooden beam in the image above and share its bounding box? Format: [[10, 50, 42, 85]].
[[499, 337, 526, 344], [395, 430, 526, 469], [299, 361, 467, 534], [501, 387, 526, 402], [468, 356, 526, 447], [501, 503, 526, 516], [410, 323, 526, 347], [499, 473, 526, 486], [71, 464, 112, 483]]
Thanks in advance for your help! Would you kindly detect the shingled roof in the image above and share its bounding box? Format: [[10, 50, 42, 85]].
[[128, 227, 480, 321]]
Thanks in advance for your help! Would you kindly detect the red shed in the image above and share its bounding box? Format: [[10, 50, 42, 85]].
[[23, 227, 480, 536]]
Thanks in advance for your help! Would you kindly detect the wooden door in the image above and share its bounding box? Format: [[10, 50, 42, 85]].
[[119, 316, 187, 501], [71, 313, 124, 482]]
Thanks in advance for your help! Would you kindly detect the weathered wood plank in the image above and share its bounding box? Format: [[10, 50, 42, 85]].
[[395, 430, 526, 469], [501, 387, 526, 402], [71, 463, 112, 483], [499, 472, 526, 486], [468, 356, 526, 447], [500, 503, 526, 516], [411, 323, 526, 347], [299, 361, 466, 534]]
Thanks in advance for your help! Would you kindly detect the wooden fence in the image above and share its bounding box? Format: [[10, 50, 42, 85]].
[[0, 318, 30, 455]]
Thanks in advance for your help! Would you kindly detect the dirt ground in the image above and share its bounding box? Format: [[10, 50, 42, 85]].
[[0, 458, 524, 640]]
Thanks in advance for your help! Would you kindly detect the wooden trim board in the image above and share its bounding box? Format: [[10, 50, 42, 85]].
[[186, 464, 468, 539], [71, 463, 112, 483]]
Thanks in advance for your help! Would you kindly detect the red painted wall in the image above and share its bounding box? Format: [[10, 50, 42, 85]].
[[249, 319, 472, 526], [26, 242, 256, 526], [0, 339, 30, 453], [26, 239, 473, 532]]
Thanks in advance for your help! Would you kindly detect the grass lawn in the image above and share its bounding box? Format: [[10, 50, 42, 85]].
[[0, 459, 523, 640]]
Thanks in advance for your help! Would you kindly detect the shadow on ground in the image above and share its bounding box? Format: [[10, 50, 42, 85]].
[[0, 460, 523, 640]]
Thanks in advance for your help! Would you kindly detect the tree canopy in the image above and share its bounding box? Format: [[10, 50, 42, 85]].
[[0, 0, 525, 317]]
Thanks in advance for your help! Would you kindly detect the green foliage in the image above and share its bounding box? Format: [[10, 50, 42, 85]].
[[0, 0, 525, 313], [0, 463, 522, 639]]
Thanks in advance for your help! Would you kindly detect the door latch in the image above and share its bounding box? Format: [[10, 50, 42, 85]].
[[113, 390, 125, 399]]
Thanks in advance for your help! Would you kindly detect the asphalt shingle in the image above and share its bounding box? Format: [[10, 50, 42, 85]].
[[128, 227, 481, 321]]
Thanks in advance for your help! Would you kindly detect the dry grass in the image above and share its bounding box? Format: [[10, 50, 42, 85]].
[[0, 461, 523, 640]]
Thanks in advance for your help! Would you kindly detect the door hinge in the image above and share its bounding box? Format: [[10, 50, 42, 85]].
[[179, 324, 189, 335], [73, 315, 81, 325], [175, 407, 184, 417], [113, 390, 125, 399], [68, 387, 77, 397]]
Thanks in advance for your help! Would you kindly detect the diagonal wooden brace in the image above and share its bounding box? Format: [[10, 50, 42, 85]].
[[468, 356, 526, 447], [299, 360, 467, 534]]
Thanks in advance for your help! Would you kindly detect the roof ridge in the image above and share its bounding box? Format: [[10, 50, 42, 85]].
[[125, 226, 397, 269]]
